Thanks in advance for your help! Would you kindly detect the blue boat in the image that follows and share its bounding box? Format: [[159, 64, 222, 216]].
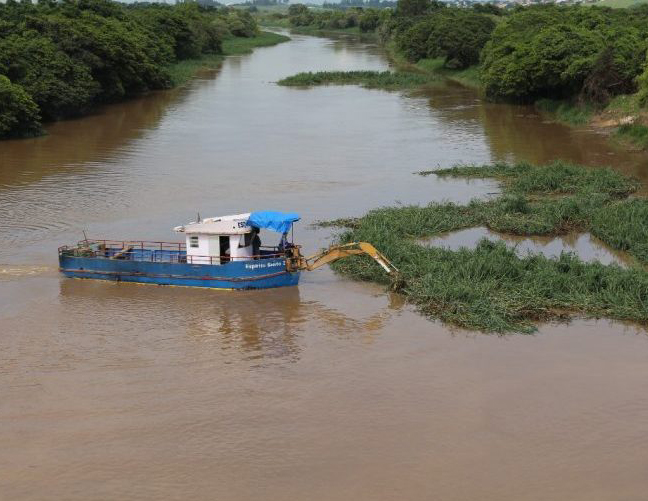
[[58, 211, 397, 290]]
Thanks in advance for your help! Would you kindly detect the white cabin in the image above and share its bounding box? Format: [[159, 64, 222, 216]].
[[174, 213, 257, 265]]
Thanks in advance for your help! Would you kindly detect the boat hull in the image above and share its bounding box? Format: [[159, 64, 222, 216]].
[[59, 255, 300, 289]]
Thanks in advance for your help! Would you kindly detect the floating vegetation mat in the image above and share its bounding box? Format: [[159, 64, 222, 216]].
[[277, 70, 434, 90], [323, 162, 648, 333]]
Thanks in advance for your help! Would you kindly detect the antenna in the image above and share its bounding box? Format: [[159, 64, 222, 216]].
[[82, 230, 89, 244], [197, 212, 201, 223]]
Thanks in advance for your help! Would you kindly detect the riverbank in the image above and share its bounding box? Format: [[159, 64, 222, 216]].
[[276, 41, 475, 92], [323, 162, 648, 333], [0, 2, 272, 140], [258, 17, 377, 40], [168, 31, 290, 86], [285, 26, 648, 152]]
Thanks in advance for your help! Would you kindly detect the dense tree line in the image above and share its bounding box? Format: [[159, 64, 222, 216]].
[[288, 4, 389, 32], [288, 1, 495, 68], [481, 5, 648, 103], [0, 0, 258, 139], [391, 6, 495, 69], [287, 0, 648, 107]]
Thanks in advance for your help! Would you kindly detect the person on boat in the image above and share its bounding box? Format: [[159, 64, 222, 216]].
[[252, 228, 261, 258]]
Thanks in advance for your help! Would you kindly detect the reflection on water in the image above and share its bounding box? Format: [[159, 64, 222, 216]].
[[422, 226, 633, 267], [0, 88, 189, 187], [2, 32, 648, 501], [54, 278, 400, 365], [422, 83, 648, 185]]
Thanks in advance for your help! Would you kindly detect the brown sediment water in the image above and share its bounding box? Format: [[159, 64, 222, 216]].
[[422, 227, 635, 267], [1, 32, 648, 500]]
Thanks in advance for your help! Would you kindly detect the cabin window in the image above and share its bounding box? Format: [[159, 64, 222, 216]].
[[189, 236, 199, 248]]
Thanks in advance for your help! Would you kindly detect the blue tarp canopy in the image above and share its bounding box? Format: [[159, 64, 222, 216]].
[[247, 211, 300, 234]]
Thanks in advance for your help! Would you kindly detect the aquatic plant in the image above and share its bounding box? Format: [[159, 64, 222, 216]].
[[277, 70, 434, 90], [430, 162, 640, 197], [324, 162, 648, 333]]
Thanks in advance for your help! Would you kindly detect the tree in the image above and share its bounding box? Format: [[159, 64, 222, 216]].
[[0, 0, 256, 138], [0, 75, 41, 138], [359, 8, 380, 32], [396, 0, 429, 17], [394, 8, 494, 68], [0, 32, 99, 120], [480, 6, 648, 103]]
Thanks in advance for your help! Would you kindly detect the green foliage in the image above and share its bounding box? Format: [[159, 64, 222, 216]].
[[325, 162, 648, 333], [0, 31, 99, 120], [286, 4, 391, 32], [535, 99, 594, 126], [0, 75, 41, 139], [287, 3, 314, 26], [167, 31, 288, 86], [0, 0, 262, 138], [481, 5, 648, 103], [393, 8, 495, 69], [396, 0, 445, 17], [221, 30, 289, 54], [433, 162, 639, 197], [290, 6, 361, 30], [472, 3, 503, 16], [359, 9, 380, 32], [277, 70, 434, 89], [614, 123, 648, 149], [591, 198, 648, 263], [637, 53, 648, 105]]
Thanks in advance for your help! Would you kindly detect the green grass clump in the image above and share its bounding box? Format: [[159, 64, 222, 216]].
[[605, 94, 641, 115], [614, 124, 648, 150], [412, 58, 481, 89], [222, 31, 290, 55], [591, 198, 648, 263], [433, 162, 639, 197], [324, 162, 648, 333], [167, 53, 224, 86], [535, 99, 594, 126], [277, 70, 434, 90]]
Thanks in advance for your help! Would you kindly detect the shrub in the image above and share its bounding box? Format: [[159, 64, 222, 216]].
[[0, 75, 41, 138], [394, 9, 495, 68], [481, 5, 648, 103]]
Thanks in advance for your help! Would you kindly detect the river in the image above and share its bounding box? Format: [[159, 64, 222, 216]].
[[1, 32, 647, 500]]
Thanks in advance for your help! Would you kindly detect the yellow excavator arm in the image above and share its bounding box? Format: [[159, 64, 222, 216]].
[[288, 242, 398, 276]]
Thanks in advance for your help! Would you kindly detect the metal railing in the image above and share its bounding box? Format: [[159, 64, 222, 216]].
[[58, 239, 287, 265]]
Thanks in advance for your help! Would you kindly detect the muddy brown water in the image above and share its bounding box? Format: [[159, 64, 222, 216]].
[[422, 228, 635, 267], [1, 32, 648, 500]]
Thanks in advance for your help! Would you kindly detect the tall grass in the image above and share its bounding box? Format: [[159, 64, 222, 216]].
[[614, 124, 648, 150], [433, 162, 640, 197], [277, 70, 435, 90], [591, 198, 648, 263], [325, 162, 648, 333], [535, 99, 594, 126], [412, 58, 482, 89]]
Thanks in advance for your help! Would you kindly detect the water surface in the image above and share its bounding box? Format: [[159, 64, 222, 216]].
[[1, 32, 647, 501]]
